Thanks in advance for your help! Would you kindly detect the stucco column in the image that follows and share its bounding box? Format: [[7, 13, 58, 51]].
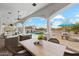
[[23, 26, 26, 34], [21, 22, 26, 35], [0, 19, 2, 34], [47, 18, 52, 41], [0, 19, 5, 35]]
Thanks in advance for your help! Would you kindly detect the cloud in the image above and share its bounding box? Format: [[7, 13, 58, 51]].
[[75, 19, 79, 22], [53, 14, 65, 19], [51, 22, 62, 28], [53, 22, 62, 26], [70, 18, 79, 24], [75, 12, 79, 17], [75, 14, 79, 17], [52, 26, 61, 29]]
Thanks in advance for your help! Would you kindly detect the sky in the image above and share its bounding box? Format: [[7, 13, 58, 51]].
[[23, 17, 47, 28], [16, 4, 79, 28], [16, 17, 47, 28]]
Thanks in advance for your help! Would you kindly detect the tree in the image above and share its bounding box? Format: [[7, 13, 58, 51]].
[[70, 24, 79, 34]]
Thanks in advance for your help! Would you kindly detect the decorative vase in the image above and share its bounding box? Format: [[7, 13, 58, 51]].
[[39, 40, 43, 45]]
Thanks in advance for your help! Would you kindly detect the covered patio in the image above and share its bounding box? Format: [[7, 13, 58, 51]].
[[0, 3, 79, 56]]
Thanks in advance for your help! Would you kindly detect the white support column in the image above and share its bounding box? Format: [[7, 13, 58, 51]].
[[21, 22, 26, 35], [0, 19, 5, 35], [23, 26, 26, 35], [50, 22, 52, 38], [47, 18, 52, 41], [0, 19, 1, 35]]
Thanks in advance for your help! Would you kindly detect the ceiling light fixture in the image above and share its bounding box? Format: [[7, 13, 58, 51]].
[[17, 10, 20, 20], [32, 3, 37, 6], [8, 12, 12, 14]]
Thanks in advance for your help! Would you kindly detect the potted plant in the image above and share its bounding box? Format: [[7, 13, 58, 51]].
[[38, 34, 44, 45]]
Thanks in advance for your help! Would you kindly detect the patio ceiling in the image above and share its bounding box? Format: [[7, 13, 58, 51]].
[[0, 3, 48, 25], [17, 3, 70, 23]]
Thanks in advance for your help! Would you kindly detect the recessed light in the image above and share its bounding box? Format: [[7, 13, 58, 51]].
[[32, 3, 37, 6], [8, 12, 12, 14]]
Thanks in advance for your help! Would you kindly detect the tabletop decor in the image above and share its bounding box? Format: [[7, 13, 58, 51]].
[[34, 34, 44, 46]]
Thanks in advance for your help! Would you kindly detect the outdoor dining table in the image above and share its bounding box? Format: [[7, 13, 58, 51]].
[[71, 36, 79, 41], [19, 39, 66, 56]]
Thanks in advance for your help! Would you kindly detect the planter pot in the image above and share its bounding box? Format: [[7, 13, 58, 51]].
[[39, 40, 43, 45]]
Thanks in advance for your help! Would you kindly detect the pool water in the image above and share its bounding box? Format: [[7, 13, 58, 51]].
[[32, 33, 38, 39], [31, 32, 43, 39]]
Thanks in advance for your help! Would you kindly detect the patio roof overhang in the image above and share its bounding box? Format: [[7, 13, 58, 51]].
[[15, 3, 72, 40], [17, 3, 70, 23]]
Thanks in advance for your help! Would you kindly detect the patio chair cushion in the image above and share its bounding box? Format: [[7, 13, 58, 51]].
[[48, 38, 60, 44], [19, 35, 32, 41]]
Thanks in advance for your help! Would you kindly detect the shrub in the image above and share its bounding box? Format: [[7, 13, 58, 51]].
[[38, 34, 44, 40]]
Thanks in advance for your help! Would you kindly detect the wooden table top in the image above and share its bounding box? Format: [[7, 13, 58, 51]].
[[71, 36, 79, 40], [19, 39, 66, 56]]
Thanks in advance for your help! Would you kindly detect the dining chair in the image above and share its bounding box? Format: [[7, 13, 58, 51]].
[[48, 38, 60, 44], [5, 36, 32, 56], [6, 46, 32, 56], [19, 35, 32, 41]]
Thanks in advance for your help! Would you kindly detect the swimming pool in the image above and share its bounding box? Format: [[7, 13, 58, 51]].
[[31, 32, 44, 39]]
